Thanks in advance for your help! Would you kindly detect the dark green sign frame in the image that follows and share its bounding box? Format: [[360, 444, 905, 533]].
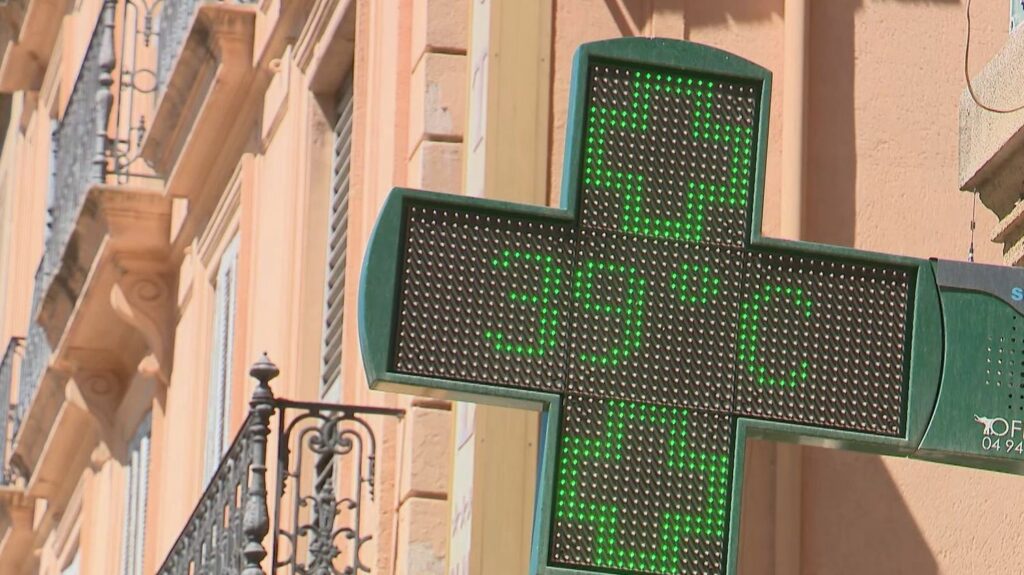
[[360, 37, 1024, 575]]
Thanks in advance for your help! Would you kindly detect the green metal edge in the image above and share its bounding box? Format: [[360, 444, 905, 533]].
[[358, 37, 948, 575], [914, 262, 1024, 474], [358, 187, 575, 405]]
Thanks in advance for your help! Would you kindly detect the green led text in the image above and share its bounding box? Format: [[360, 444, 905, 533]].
[[573, 260, 645, 366], [484, 251, 562, 356], [738, 283, 814, 387], [582, 71, 753, 243], [556, 400, 729, 573], [672, 262, 721, 304]]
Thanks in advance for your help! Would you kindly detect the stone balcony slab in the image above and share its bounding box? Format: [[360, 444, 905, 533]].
[[142, 4, 257, 200], [959, 29, 1024, 263], [960, 29, 1024, 214], [0, 0, 60, 93], [12, 184, 174, 497]]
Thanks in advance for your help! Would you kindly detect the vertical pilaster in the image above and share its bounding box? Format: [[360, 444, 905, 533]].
[[391, 1, 470, 573]]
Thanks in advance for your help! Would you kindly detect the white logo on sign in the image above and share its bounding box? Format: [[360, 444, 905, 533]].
[[974, 414, 999, 435]]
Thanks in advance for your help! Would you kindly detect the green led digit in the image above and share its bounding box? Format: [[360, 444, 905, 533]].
[[573, 260, 644, 366], [484, 251, 562, 356], [738, 283, 814, 387], [671, 261, 721, 304], [582, 71, 753, 243], [556, 400, 729, 573]]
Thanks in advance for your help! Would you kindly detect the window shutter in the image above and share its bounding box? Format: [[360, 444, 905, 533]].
[[120, 414, 151, 575], [321, 75, 354, 396], [204, 237, 239, 480]]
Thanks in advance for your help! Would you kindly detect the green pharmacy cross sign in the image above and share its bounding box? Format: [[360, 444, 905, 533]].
[[360, 38, 1024, 575]]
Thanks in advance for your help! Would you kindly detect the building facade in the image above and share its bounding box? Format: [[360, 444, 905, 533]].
[[0, 0, 1016, 574]]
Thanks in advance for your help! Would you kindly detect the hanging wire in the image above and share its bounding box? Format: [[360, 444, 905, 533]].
[[965, 0, 1024, 114], [968, 191, 977, 262]]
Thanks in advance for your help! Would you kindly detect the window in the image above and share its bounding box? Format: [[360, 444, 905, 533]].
[[204, 236, 239, 480], [320, 74, 353, 396], [121, 415, 151, 575]]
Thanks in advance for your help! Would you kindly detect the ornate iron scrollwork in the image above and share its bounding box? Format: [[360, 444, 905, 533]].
[[272, 400, 400, 574], [157, 357, 403, 574], [112, 0, 164, 182], [13, 263, 50, 444]]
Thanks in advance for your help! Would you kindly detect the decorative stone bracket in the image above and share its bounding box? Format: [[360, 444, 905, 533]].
[[142, 4, 257, 198], [110, 264, 176, 385], [960, 27, 1024, 264], [14, 184, 175, 494]]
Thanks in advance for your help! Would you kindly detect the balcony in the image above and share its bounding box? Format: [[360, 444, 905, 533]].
[[13, 265, 48, 444], [960, 9, 1024, 263], [12, 0, 173, 496], [0, 338, 23, 484], [144, 0, 257, 199], [0, 337, 35, 575], [155, 0, 259, 95], [158, 357, 404, 574]]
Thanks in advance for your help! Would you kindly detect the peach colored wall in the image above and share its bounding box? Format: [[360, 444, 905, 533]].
[[2, 1, 1023, 574]]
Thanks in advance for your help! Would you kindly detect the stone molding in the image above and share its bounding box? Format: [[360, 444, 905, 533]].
[[141, 4, 257, 197], [0, 0, 60, 93]]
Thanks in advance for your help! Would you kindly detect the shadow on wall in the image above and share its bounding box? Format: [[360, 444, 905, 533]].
[[798, 446, 941, 575], [601, 0, 781, 37], [736, 441, 940, 575]]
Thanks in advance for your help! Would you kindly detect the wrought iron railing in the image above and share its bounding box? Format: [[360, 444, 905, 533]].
[[155, 0, 197, 94], [157, 407, 253, 574], [43, 0, 114, 282], [112, 0, 164, 182], [0, 338, 22, 485], [13, 263, 51, 443], [17, 0, 164, 444], [157, 356, 403, 574]]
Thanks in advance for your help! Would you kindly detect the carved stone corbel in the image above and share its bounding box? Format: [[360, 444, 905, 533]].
[[22, 349, 128, 499], [65, 367, 122, 432], [109, 264, 175, 386], [59, 348, 131, 451]]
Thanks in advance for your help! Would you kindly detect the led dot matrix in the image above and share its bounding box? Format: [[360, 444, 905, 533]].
[[378, 45, 915, 575]]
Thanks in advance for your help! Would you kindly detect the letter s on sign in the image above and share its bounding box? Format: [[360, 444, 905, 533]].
[[1012, 287, 1024, 302]]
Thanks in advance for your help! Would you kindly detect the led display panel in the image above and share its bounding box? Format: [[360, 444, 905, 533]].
[[385, 58, 915, 575]]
